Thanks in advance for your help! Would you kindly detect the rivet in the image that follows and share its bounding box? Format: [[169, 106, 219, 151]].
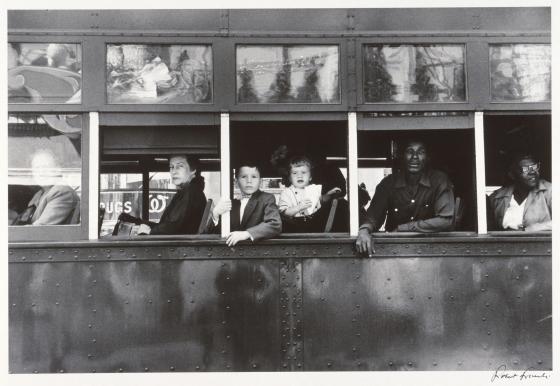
[[433, 362, 437, 366], [408, 362, 413, 366], [428, 296, 432, 300], [513, 360, 519, 365], [481, 288, 486, 292], [92, 369, 96, 373], [59, 369, 64, 373], [31, 303, 36, 307], [458, 362, 462, 366], [487, 331, 491, 335], [88, 354, 93, 358], [449, 277, 453, 280], [92, 309, 96, 313], [297, 363, 302, 368], [222, 321, 226, 325], [357, 362, 362, 366], [55, 302, 59, 305], [387, 296, 391, 300], [409, 296, 414, 300], [515, 276, 520, 280], [226, 276, 230, 280], [485, 303, 490, 307], [11, 304, 16, 307], [88, 324, 93, 328], [252, 363, 257, 369], [21, 257, 26, 261], [497, 249, 502, 254], [450, 295, 454, 300], [88, 294, 93, 298], [442, 250, 446, 254], [283, 363, 288, 368], [92, 339, 96, 343], [148, 300, 153, 304], [167, 299, 172, 303], [352, 347, 357, 352], [195, 366, 200, 370], [226, 335, 231, 339], [125, 301, 129, 304], [522, 249, 527, 254], [118, 368, 123, 372], [389, 361, 393, 366], [485, 274, 489, 278], [144, 367, 149, 372], [48, 256, 53, 260], [537, 360, 543, 365], [355, 304, 360, 308], [169, 366, 175, 371], [92, 280, 97, 284], [482, 317, 487, 321]]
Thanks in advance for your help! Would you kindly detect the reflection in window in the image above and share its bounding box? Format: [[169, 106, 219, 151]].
[[8, 114, 82, 226], [99, 173, 142, 237], [106, 44, 213, 104], [236, 45, 340, 104], [490, 44, 551, 102], [363, 45, 466, 103], [8, 43, 82, 104]]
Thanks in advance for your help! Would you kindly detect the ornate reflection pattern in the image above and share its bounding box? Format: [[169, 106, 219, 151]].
[[490, 44, 551, 102], [236, 45, 340, 104], [363, 45, 466, 103], [8, 43, 82, 104], [106, 44, 213, 104]]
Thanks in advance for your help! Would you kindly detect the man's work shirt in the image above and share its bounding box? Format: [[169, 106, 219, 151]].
[[359, 169, 455, 233]]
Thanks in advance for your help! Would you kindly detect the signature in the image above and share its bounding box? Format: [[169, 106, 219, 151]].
[[491, 364, 550, 382]]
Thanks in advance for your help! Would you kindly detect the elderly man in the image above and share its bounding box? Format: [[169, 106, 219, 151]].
[[487, 154, 551, 232], [356, 139, 455, 256]]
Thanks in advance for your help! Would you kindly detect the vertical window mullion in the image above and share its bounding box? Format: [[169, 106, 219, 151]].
[[220, 112, 231, 237], [475, 111, 488, 234], [88, 112, 100, 240], [348, 112, 359, 236]]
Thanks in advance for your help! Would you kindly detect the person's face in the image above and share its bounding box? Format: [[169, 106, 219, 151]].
[[513, 158, 540, 189], [403, 142, 428, 174], [31, 151, 61, 186], [236, 167, 261, 195], [290, 164, 312, 188], [169, 156, 195, 186]]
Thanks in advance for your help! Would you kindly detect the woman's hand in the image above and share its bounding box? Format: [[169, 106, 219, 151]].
[[137, 224, 152, 235], [298, 199, 313, 211]]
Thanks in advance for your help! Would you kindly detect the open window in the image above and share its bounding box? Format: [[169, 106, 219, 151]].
[[99, 114, 220, 237], [8, 113, 87, 241], [357, 113, 476, 233], [230, 118, 349, 235], [484, 114, 551, 233]]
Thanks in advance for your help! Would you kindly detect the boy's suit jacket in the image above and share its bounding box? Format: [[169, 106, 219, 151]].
[[209, 190, 282, 241]]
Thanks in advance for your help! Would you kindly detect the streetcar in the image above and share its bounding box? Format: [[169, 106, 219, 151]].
[[7, 8, 551, 373]]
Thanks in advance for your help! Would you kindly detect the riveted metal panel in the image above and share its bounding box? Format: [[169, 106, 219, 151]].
[[302, 255, 551, 371], [9, 258, 281, 373]]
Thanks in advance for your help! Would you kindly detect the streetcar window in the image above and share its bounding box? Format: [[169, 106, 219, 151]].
[[8, 113, 82, 226], [106, 44, 213, 104], [484, 115, 551, 232], [8, 42, 82, 104], [357, 128, 476, 232], [231, 120, 349, 234], [99, 123, 220, 237], [489, 44, 551, 102], [236, 45, 340, 104], [363, 44, 466, 103]]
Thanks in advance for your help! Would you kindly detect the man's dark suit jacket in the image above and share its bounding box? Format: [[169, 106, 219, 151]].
[[208, 190, 282, 241]]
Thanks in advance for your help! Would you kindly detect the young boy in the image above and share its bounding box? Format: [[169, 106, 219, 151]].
[[209, 163, 281, 246]]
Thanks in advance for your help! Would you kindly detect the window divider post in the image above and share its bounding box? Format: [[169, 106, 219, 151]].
[[220, 112, 231, 237], [348, 112, 359, 237], [475, 111, 488, 234], [88, 112, 100, 240]]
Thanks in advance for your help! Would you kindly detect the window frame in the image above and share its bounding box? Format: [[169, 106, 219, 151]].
[[8, 112, 91, 242]]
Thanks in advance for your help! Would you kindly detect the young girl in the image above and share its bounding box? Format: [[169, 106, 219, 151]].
[[278, 156, 340, 232]]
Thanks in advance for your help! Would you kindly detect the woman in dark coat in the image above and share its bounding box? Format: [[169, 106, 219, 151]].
[[136, 155, 207, 235]]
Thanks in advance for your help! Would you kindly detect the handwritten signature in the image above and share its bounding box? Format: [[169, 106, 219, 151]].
[[491, 364, 550, 382]]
